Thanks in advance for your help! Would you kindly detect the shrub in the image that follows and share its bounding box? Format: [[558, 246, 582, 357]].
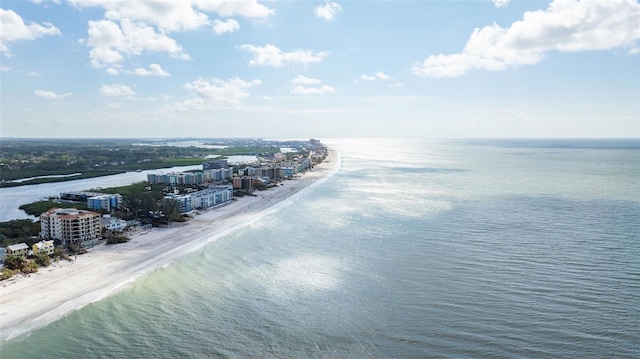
[[106, 234, 130, 245], [54, 246, 71, 261], [67, 243, 87, 255], [22, 262, 39, 274], [0, 268, 18, 281], [4, 255, 26, 271], [34, 253, 51, 267]]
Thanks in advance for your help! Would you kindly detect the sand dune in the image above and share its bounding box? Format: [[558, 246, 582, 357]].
[[0, 150, 338, 341]]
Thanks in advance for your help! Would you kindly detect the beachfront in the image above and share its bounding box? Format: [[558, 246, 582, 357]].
[[0, 150, 338, 341]]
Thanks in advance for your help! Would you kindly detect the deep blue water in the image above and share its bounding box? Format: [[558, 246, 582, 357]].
[[1, 139, 638, 358]]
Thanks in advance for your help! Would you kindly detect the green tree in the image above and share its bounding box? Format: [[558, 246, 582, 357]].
[[0, 219, 41, 246], [162, 198, 183, 222], [67, 242, 87, 255], [103, 229, 130, 245], [0, 268, 18, 281], [22, 262, 39, 274], [34, 253, 51, 267], [54, 246, 71, 261], [4, 255, 26, 271]]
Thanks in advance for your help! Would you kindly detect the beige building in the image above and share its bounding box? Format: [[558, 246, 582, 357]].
[[40, 208, 102, 246], [33, 240, 55, 256], [6, 243, 29, 257]]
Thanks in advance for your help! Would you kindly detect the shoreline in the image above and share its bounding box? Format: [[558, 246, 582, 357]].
[[0, 150, 339, 342]]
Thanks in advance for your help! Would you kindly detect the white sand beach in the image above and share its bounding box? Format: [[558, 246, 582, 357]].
[[0, 150, 338, 341]]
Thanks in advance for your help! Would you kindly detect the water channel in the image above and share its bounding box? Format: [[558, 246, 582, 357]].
[[0, 165, 201, 222]]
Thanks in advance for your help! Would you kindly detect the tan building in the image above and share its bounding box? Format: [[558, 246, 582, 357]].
[[40, 208, 102, 246], [33, 240, 55, 256], [6, 243, 29, 258]]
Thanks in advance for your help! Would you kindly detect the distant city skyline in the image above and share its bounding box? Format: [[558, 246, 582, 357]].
[[1, 0, 638, 138]]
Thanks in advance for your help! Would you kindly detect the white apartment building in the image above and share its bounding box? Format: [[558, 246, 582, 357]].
[[190, 185, 233, 210], [40, 208, 102, 246], [165, 185, 234, 213]]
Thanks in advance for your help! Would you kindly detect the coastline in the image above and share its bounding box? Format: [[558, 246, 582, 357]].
[[0, 149, 339, 342]]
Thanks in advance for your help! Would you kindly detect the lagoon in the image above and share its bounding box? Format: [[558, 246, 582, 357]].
[[0, 165, 200, 222]]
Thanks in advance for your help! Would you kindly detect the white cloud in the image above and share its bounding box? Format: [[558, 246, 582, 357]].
[[213, 18, 239, 35], [291, 85, 335, 95], [70, 1, 274, 71], [193, 0, 274, 18], [86, 19, 189, 69], [99, 83, 136, 96], [1, 65, 11, 71], [167, 77, 261, 111], [239, 44, 329, 66], [69, 0, 273, 32], [106, 67, 120, 75], [133, 63, 170, 76], [315, 1, 342, 21], [390, 82, 403, 88], [34, 90, 72, 100], [0, 9, 61, 55], [492, 0, 510, 8], [413, 0, 640, 77], [69, 1, 205, 33], [106, 102, 122, 109], [290, 77, 334, 95], [291, 75, 321, 85], [360, 72, 390, 81], [27, 71, 42, 77]]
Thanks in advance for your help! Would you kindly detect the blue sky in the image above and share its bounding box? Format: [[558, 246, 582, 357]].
[[1, 0, 638, 139]]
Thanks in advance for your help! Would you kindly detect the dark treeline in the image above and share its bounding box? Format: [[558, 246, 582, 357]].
[[0, 219, 41, 247], [0, 138, 308, 186]]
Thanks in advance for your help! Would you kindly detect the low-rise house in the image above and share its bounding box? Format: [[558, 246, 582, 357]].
[[6, 243, 29, 258], [281, 167, 295, 179], [32, 240, 55, 256], [0, 248, 6, 268], [101, 215, 128, 231]]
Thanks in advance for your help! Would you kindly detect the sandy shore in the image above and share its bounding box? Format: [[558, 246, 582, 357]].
[[0, 150, 339, 341]]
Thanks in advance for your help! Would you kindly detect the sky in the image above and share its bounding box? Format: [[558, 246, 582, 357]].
[[0, 0, 638, 139]]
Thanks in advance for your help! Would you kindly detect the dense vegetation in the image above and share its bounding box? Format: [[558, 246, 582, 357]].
[[94, 182, 182, 221], [0, 219, 41, 247], [18, 201, 89, 216], [103, 229, 131, 245], [0, 138, 289, 187], [0, 248, 71, 281]]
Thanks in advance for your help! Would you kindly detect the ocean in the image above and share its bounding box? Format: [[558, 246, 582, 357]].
[[1, 138, 638, 358]]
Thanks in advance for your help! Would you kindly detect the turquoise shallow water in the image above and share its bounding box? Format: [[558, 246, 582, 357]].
[[1, 139, 639, 358]]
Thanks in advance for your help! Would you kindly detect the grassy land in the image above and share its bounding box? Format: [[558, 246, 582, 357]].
[[18, 201, 89, 217], [0, 170, 126, 187], [0, 219, 42, 247], [0, 138, 289, 188], [0, 158, 211, 188]]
